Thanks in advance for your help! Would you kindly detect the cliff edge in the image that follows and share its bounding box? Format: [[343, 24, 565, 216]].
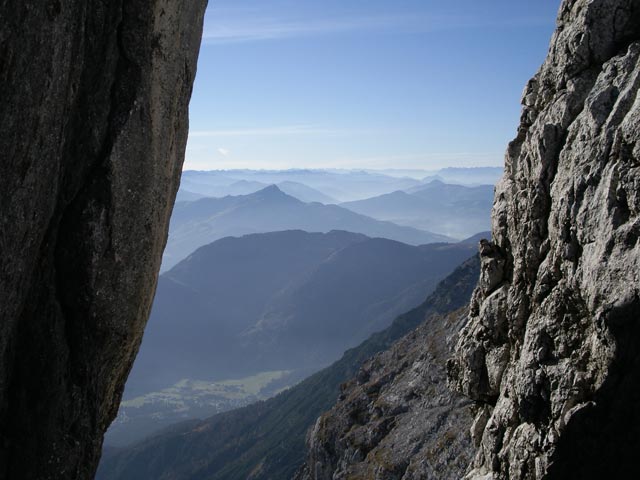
[[0, 2, 206, 479], [448, 0, 640, 478], [295, 307, 475, 480]]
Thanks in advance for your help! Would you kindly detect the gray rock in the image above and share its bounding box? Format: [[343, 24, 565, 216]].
[[295, 308, 475, 480], [448, 0, 640, 478], [0, 2, 206, 479]]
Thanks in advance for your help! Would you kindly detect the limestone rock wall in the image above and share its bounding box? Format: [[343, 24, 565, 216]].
[[0, 1, 206, 479], [448, 0, 640, 478]]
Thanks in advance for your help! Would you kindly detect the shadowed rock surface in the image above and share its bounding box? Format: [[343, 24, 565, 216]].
[[448, 0, 640, 478], [0, 1, 206, 479], [295, 307, 475, 480]]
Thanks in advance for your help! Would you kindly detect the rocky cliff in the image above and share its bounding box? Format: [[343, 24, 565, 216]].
[[0, 2, 206, 479], [448, 0, 640, 478], [295, 307, 475, 480]]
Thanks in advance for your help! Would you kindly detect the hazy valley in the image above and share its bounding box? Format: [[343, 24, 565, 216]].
[[109, 223, 480, 446]]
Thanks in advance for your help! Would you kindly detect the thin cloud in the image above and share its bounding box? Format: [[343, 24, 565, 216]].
[[217, 148, 230, 156], [202, 15, 416, 44], [201, 11, 553, 45], [189, 125, 360, 138]]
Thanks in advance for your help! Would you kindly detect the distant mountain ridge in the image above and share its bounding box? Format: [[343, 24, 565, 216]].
[[341, 180, 494, 239], [177, 167, 502, 203], [178, 179, 336, 204], [180, 169, 423, 202], [162, 185, 451, 269]]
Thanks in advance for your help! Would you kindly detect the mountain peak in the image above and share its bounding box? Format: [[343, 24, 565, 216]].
[[254, 184, 287, 198], [262, 184, 283, 193]]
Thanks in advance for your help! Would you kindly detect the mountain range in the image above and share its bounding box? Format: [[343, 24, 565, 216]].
[[162, 186, 451, 270], [177, 167, 503, 203], [113, 231, 477, 447], [341, 180, 494, 239], [128, 230, 476, 395], [177, 179, 336, 204], [179, 169, 422, 203]]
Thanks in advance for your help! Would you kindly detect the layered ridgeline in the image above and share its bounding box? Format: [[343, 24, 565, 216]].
[[448, 0, 640, 478], [341, 180, 494, 239], [96, 256, 480, 480], [162, 186, 451, 270], [178, 168, 503, 203], [179, 169, 424, 202], [110, 231, 476, 446], [177, 179, 337, 204]]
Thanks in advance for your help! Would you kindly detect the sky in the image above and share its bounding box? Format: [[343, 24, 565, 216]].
[[185, 0, 561, 171]]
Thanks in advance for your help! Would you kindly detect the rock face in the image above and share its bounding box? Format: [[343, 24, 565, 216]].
[[0, 2, 206, 479], [295, 307, 475, 480], [448, 0, 640, 478]]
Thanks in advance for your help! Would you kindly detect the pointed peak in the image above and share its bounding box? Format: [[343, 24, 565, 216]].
[[253, 184, 290, 199], [261, 184, 283, 193]]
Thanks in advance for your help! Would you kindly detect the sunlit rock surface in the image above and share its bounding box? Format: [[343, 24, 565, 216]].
[[448, 0, 640, 478]]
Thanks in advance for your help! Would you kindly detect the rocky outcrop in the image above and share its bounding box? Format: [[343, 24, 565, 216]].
[[448, 0, 640, 478], [0, 2, 206, 479], [295, 307, 475, 480]]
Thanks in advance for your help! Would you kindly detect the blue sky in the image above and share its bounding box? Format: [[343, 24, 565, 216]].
[[185, 0, 560, 171]]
